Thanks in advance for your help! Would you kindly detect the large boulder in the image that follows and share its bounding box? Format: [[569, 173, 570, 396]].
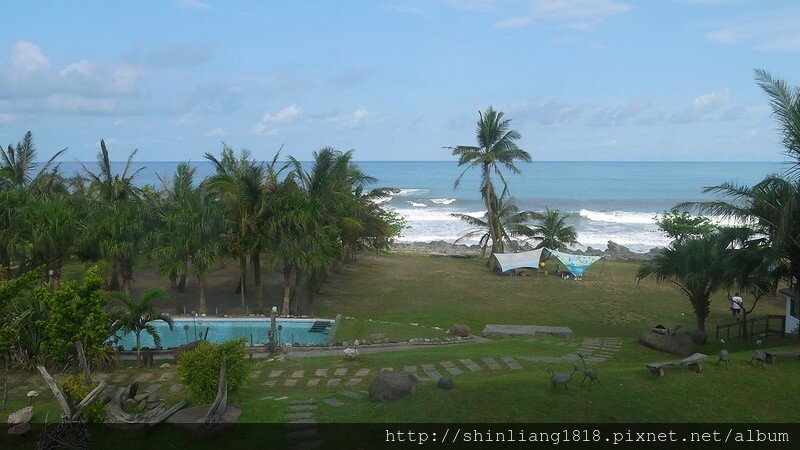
[[8, 406, 33, 425], [369, 370, 418, 401], [449, 324, 471, 337], [639, 331, 695, 356], [686, 329, 708, 344]]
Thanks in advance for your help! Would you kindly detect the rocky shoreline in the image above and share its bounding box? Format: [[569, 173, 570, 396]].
[[389, 240, 663, 261]]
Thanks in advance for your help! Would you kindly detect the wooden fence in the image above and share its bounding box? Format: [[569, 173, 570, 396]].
[[715, 315, 786, 342]]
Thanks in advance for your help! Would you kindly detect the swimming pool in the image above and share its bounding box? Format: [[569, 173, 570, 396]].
[[111, 318, 333, 350]]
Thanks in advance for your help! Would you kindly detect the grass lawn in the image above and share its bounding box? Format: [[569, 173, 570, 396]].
[[5, 252, 799, 430]]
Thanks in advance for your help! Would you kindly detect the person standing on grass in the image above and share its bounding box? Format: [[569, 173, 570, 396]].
[[730, 292, 743, 320]]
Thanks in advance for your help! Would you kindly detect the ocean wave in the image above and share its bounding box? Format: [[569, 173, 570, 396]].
[[430, 198, 456, 205], [579, 209, 658, 224], [393, 208, 485, 221], [371, 196, 392, 205], [407, 201, 427, 207], [396, 188, 429, 196]]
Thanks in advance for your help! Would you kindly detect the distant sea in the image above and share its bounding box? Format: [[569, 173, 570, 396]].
[[57, 161, 786, 253]]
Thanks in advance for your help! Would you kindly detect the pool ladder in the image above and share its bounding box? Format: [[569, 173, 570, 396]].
[[308, 321, 332, 333]]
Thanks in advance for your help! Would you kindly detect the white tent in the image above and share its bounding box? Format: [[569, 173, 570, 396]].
[[492, 248, 545, 273]]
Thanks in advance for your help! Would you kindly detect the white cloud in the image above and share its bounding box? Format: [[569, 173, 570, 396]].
[[327, 107, 370, 128], [253, 105, 303, 134], [10, 41, 49, 74], [670, 89, 735, 123], [705, 13, 800, 52], [387, 4, 424, 15], [0, 113, 20, 124], [175, 0, 212, 10], [203, 128, 226, 137], [173, 112, 202, 124], [691, 89, 730, 112]]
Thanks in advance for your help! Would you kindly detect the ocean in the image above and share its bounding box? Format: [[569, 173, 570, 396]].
[[56, 161, 786, 253]]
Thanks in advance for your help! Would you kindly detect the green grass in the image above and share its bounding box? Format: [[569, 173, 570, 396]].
[[5, 253, 799, 426]]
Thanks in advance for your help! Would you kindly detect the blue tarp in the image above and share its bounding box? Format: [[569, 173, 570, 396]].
[[546, 249, 604, 277]]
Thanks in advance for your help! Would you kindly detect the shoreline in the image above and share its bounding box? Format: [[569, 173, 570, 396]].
[[389, 240, 663, 261]]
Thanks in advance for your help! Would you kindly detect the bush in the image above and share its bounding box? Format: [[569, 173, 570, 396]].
[[176, 338, 249, 404], [57, 375, 106, 423]]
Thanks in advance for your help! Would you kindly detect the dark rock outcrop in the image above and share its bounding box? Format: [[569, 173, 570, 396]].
[[369, 370, 418, 401], [639, 331, 695, 356]]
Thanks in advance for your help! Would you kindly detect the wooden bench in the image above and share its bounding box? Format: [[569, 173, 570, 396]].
[[765, 350, 800, 365], [646, 353, 708, 377]]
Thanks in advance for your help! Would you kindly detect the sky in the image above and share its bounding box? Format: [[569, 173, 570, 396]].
[[0, 0, 798, 162]]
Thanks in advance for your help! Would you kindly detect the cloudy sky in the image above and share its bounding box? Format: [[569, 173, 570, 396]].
[[1, 0, 798, 162]]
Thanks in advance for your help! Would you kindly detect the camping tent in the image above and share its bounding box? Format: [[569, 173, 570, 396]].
[[492, 248, 545, 273], [546, 249, 604, 277]]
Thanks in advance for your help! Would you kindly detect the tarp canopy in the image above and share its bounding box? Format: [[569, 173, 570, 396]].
[[546, 249, 604, 277], [492, 248, 545, 273]]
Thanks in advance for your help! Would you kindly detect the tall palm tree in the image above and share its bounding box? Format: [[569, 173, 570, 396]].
[[0, 131, 66, 191], [636, 234, 728, 338], [80, 139, 143, 203], [204, 146, 266, 311], [452, 191, 536, 256], [448, 107, 531, 266], [93, 202, 146, 297], [530, 208, 578, 250], [754, 69, 800, 177], [25, 196, 78, 287], [110, 288, 173, 363]]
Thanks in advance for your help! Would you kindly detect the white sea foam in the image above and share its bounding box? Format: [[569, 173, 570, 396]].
[[396, 188, 428, 196], [407, 201, 427, 207], [371, 196, 392, 205], [430, 198, 456, 205], [579, 209, 659, 224]]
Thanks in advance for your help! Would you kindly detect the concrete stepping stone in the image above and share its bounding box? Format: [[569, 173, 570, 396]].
[[334, 368, 347, 376], [404, 365, 418, 374], [286, 412, 314, 419], [459, 359, 483, 371], [440, 361, 463, 375], [291, 370, 305, 378], [354, 368, 370, 377], [481, 357, 501, 370], [285, 379, 298, 387], [501, 356, 523, 369], [249, 370, 262, 379], [422, 364, 441, 379], [381, 367, 394, 372], [288, 404, 318, 411], [286, 428, 319, 439], [169, 384, 183, 393], [288, 419, 317, 425], [314, 369, 328, 377], [325, 398, 344, 407], [262, 379, 277, 387], [326, 378, 341, 387], [269, 370, 284, 377], [290, 398, 315, 405], [290, 440, 324, 450], [345, 378, 362, 386], [559, 354, 581, 362], [340, 390, 364, 399], [307, 379, 320, 387], [133, 373, 153, 382]]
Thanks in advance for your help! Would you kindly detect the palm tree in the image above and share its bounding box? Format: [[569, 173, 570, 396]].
[[93, 202, 146, 297], [204, 146, 267, 311], [448, 107, 531, 266], [0, 131, 66, 191], [530, 208, 578, 250], [636, 234, 728, 338], [110, 288, 173, 363], [80, 139, 143, 203], [754, 69, 800, 177], [25, 196, 78, 287], [452, 191, 536, 256]]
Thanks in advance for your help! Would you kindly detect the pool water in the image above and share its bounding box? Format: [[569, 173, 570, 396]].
[[111, 318, 332, 349]]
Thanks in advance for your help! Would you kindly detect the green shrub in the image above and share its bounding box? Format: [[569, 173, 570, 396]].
[[176, 338, 249, 404], [57, 375, 106, 423]]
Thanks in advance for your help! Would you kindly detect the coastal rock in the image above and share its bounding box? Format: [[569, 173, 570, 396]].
[[8, 406, 33, 425], [639, 331, 695, 356], [449, 324, 471, 337], [390, 240, 663, 261], [437, 377, 454, 390], [369, 371, 418, 401]]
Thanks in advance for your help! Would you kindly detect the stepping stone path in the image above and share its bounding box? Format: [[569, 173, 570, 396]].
[[340, 390, 364, 399], [292, 370, 305, 378], [459, 359, 483, 372], [269, 370, 284, 377], [283, 398, 324, 450], [169, 384, 183, 393], [501, 356, 523, 370], [133, 373, 153, 383], [421, 364, 441, 380], [440, 361, 463, 375], [481, 357, 502, 370], [314, 369, 328, 377], [326, 379, 341, 387], [334, 368, 347, 376], [249, 370, 262, 379], [345, 378, 362, 386], [354, 368, 371, 377], [324, 398, 344, 407]]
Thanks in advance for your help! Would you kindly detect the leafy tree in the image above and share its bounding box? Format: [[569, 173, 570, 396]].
[[636, 234, 728, 338], [25, 196, 78, 287], [530, 207, 578, 251], [656, 210, 717, 242], [452, 191, 537, 256], [110, 288, 173, 362], [448, 107, 531, 266], [176, 339, 249, 404], [40, 266, 112, 365]]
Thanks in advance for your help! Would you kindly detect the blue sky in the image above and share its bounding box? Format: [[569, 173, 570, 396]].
[[0, 0, 798, 162]]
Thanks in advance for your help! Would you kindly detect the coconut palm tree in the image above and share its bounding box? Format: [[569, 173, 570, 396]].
[[530, 208, 578, 250], [0, 131, 66, 191], [452, 191, 536, 256], [80, 139, 143, 203], [110, 288, 173, 363], [448, 107, 531, 266], [636, 234, 729, 339], [93, 202, 146, 297], [754, 69, 800, 177]]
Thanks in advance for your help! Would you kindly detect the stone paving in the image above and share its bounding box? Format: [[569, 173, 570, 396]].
[[283, 398, 325, 449]]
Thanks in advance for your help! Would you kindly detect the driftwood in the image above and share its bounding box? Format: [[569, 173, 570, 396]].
[[646, 353, 708, 377], [36, 366, 107, 422], [74, 341, 92, 385], [203, 356, 228, 428], [106, 386, 186, 425]]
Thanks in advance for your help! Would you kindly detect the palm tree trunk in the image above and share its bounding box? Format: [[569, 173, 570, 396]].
[[482, 162, 498, 269], [281, 265, 295, 316], [177, 260, 188, 293], [235, 254, 247, 295], [169, 272, 180, 315], [252, 252, 263, 313], [109, 261, 120, 291], [696, 313, 706, 333], [198, 275, 207, 315], [135, 331, 142, 367], [123, 279, 131, 299]]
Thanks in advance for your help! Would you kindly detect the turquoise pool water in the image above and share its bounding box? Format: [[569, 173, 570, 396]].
[[111, 318, 332, 349]]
